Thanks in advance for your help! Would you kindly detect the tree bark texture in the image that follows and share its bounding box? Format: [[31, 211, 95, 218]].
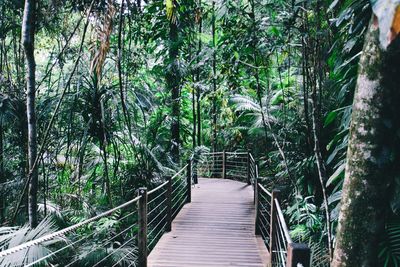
[[332, 18, 400, 266], [22, 0, 38, 228]]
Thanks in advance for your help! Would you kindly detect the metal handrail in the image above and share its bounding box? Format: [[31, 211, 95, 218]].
[[259, 184, 272, 197], [0, 159, 194, 267], [148, 180, 169, 196], [1, 151, 310, 267], [275, 199, 293, 244], [171, 164, 188, 179]]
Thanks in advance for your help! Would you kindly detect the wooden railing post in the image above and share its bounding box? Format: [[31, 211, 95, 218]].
[[222, 150, 226, 179], [193, 157, 198, 184], [247, 150, 251, 185], [254, 174, 261, 235], [165, 176, 172, 232], [269, 189, 281, 267], [286, 243, 311, 267], [254, 164, 259, 205], [186, 159, 191, 203], [138, 187, 148, 267]]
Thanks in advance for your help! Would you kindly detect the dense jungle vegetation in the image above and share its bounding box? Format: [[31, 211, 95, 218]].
[[0, 0, 400, 265]]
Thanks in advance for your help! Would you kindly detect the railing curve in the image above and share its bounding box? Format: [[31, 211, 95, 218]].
[[0, 151, 310, 267], [196, 151, 310, 267]]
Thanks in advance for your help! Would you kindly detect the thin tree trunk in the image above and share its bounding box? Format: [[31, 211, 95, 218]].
[[167, 2, 181, 163], [212, 0, 217, 152], [301, 34, 312, 153], [0, 121, 4, 222], [100, 100, 112, 207], [117, 0, 132, 133], [309, 0, 333, 257], [41, 156, 46, 216], [0, 36, 4, 222], [192, 84, 196, 149], [332, 18, 400, 266], [311, 78, 333, 258], [249, 0, 268, 146], [11, 1, 94, 223], [196, 0, 202, 146], [22, 0, 38, 228], [188, 14, 196, 149]]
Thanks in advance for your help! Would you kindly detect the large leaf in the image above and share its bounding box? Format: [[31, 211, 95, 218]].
[[326, 163, 345, 187], [324, 111, 338, 127]]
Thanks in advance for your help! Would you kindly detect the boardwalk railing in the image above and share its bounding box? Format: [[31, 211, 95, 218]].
[[0, 158, 194, 267], [197, 151, 310, 267], [197, 151, 255, 184], [0, 152, 309, 267]]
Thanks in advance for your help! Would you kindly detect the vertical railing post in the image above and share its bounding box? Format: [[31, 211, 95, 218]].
[[269, 189, 281, 266], [254, 164, 259, 205], [165, 176, 172, 232], [247, 150, 251, 185], [286, 243, 311, 267], [254, 174, 261, 235], [193, 156, 198, 184], [138, 187, 148, 267], [222, 150, 226, 179], [186, 159, 191, 203]]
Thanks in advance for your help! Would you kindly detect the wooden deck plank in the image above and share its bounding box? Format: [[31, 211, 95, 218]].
[[148, 178, 269, 267]]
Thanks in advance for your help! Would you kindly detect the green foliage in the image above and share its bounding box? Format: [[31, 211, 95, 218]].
[[0, 217, 67, 266], [0, 0, 398, 264], [380, 219, 400, 266]]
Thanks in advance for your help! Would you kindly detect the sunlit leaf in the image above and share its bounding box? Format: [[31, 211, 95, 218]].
[[324, 111, 338, 127]]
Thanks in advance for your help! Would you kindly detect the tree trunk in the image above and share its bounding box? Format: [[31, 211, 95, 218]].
[[211, 0, 217, 152], [22, 0, 38, 228], [117, 0, 131, 133], [332, 18, 400, 266], [167, 3, 181, 163], [0, 121, 4, 222], [192, 77, 196, 149], [310, 75, 332, 258], [100, 99, 112, 207], [188, 15, 196, 149], [0, 37, 4, 222], [196, 0, 202, 146]]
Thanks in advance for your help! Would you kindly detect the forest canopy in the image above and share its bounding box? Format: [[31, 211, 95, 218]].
[[0, 0, 400, 266]]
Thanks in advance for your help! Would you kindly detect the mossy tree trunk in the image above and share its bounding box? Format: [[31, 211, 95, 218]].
[[332, 17, 400, 266]]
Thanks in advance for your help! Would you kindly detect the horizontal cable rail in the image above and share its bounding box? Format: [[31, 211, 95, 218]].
[[0, 194, 141, 266], [0, 158, 196, 267], [196, 151, 252, 184], [1, 151, 310, 267], [196, 150, 310, 267], [255, 180, 310, 267]]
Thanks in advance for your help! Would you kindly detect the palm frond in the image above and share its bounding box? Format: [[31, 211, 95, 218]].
[[230, 94, 261, 113], [379, 219, 400, 266], [0, 217, 67, 266]]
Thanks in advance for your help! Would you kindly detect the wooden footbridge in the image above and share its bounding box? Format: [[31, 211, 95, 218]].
[[0, 152, 310, 267]]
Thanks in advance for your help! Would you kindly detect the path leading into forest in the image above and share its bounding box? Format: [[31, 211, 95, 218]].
[[0, 151, 309, 267], [148, 178, 269, 267]]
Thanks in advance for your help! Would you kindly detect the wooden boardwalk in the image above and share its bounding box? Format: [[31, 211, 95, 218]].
[[148, 178, 269, 267]]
